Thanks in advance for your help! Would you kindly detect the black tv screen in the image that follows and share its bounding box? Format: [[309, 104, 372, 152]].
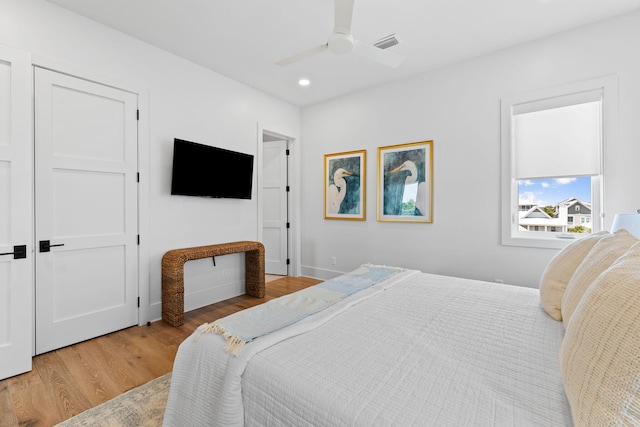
[[171, 138, 254, 199]]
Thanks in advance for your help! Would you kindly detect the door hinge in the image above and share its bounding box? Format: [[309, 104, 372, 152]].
[[137, 235, 140, 245], [286, 149, 290, 155], [137, 297, 140, 307], [286, 222, 290, 229], [286, 186, 290, 192], [286, 259, 290, 265], [136, 110, 140, 120], [136, 172, 140, 183]]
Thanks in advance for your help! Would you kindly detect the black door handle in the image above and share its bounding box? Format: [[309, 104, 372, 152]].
[[0, 245, 27, 259], [39, 240, 65, 253]]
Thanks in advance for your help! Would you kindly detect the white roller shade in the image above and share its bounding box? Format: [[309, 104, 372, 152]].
[[513, 90, 602, 180]]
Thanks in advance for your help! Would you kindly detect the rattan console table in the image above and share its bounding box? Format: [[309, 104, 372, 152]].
[[161, 241, 265, 326]]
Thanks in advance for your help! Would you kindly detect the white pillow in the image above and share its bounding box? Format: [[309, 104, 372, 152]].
[[561, 229, 639, 328], [539, 231, 608, 320], [559, 241, 640, 426]]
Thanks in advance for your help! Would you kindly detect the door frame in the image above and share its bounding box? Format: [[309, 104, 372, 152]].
[[31, 54, 151, 344], [0, 44, 34, 379], [261, 138, 289, 275], [256, 123, 301, 277]]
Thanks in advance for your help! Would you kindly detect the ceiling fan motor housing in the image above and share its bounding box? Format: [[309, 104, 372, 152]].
[[328, 32, 355, 54]]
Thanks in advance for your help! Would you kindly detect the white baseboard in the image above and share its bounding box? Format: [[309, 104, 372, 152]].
[[184, 280, 244, 312], [300, 265, 344, 281], [147, 269, 345, 324], [146, 281, 244, 324], [148, 302, 162, 323]]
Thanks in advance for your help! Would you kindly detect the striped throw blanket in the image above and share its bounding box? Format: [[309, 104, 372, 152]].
[[195, 264, 404, 355]]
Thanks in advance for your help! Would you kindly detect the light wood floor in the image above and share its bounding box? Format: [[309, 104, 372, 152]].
[[0, 276, 320, 427]]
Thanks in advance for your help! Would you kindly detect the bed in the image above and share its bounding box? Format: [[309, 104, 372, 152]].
[[164, 230, 640, 426]]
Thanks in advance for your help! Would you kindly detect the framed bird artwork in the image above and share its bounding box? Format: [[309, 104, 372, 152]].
[[324, 150, 366, 220], [377, 141, 433, 223]]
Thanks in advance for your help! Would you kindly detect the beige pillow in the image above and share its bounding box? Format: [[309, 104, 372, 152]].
[[561, 229, 639, 328], [539, 231, 609, 320], [559, 242, 640, 426]]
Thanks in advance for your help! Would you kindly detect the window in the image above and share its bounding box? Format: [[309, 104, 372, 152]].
[[501, 76, 618, 249]]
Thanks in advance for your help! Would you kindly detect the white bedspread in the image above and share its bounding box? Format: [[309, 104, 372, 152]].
[[164, 272, 572, 426]]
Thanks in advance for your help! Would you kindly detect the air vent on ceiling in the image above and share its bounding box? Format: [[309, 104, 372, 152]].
[[373, 34, 400, 50]]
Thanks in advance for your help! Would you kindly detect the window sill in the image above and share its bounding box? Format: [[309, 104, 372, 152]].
[[501, 233, 583, 250]]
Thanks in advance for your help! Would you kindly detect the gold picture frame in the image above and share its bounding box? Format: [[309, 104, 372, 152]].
[[377, 141, 433, 223], [324, 150, 366, 220]]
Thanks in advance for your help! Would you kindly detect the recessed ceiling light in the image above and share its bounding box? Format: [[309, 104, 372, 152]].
[[298, 78, 310, 87]]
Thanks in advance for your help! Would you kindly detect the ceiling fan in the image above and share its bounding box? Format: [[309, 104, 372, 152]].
[[275, 0, 405, 68]]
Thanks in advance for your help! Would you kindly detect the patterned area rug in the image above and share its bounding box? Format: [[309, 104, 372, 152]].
[[55, 373, 171, 427]]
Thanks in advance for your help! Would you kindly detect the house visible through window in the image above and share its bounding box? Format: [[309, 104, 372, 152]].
[[517, 178, 593, 234], [501, 76, 617, 249]]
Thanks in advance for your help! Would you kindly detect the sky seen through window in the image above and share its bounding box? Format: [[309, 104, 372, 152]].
[[518, 176, 591, 206]]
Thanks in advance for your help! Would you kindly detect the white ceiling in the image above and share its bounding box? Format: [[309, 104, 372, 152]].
[[46, 0, 640, 107]]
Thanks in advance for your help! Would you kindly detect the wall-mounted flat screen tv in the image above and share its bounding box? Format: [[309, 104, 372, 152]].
[[171, 138, 254, 199]]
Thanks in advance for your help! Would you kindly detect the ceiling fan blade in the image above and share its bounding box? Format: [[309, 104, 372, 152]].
[[334, 0, 355, 34], [275, 44, 328, 67], [353, 40, 405, 68]]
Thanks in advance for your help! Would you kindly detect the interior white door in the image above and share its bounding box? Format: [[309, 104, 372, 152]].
[[0, 46, 33, 379], [34, 68, 138, 354], [262, 140, 288, 275]]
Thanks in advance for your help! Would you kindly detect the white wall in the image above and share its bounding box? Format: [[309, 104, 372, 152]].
[[3, 1, 640, 315], [0, 0, 300, 320], [300, 11, 640, 288]]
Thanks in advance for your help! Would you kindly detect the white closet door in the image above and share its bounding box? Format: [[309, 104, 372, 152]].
[[262, 140, 288, 275], [34, 68, 139, 354], [0, 46, 32, 379]]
